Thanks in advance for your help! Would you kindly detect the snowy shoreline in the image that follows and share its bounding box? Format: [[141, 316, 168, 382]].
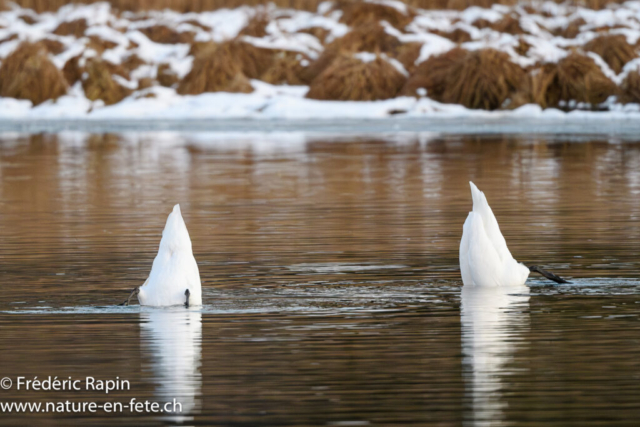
[[4, 114, 640, 136]]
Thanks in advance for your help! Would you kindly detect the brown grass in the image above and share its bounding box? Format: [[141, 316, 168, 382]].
[[527, 53, 618, 108], [260, 51, 310, 85], [431, 28, 471, 43], [40, 38, 65, 55], [178, 43, 253, 94], [121, 53, 146, 73], [306, 53, 406, 101], [302, 22, 401, 82], [139, 25, 195, 44], [63, 55, 82, 85], [4, 0, 633, 13], [82, 57, 132, 105], [337, 1, 415, 30], [620, 69, 640, 103], [86, 35, 118, 53], [584, 34, 637, 74], [473, 14, 524, 34], [18, 14, 37, 25], [554, 18, 586, 39], [157, 63, 179, 87], [0, 41, 67, 105], [394, 42, 423, 74], [239, 12, 269, 38], [400, 48, 525, 110], [53, 19, 87, 37]]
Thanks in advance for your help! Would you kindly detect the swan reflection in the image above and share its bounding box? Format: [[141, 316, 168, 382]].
[[461, 286, 530, 426], [140, 308, 202, 423]]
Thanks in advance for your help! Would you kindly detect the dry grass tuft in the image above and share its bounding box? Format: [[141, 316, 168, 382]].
[[86, 35, 118, 53], [554, 17, 586, 39], [526, 53, 618, 108], [260, 51, 310, 85], [53, 19, 88, 37], [139, 25, 195, 44], [239, 12, 270, 38], [82, 57, 132, 105], [40, 38, 65, 55], [231, 40, 276, 79], [584, 34, 637, 74], [473, 14, 523, 34], [400, 48, 525, 110], [63, 55, 82, 85], [620, 69, 640, 103], [431, 28, 471, 43], [0, 41, 67, 105], [121, 53, 146, 73], [302, 22, 401, 82], [18, 14, 37, 25], [157, 63, 179, 87], [394, 41, 423, 73], [337, 1, 415, 30], [178, 43, 253, 94], [306, 53, 406, 101]]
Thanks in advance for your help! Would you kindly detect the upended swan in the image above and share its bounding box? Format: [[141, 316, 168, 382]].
[[121, 204, 202, 307], [460, 182, 568, 287]]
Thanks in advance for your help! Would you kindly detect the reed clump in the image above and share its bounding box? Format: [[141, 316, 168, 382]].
[[554, 18, 586, 39], [527, 53, 618, 108], [401, 48, 525, 110], [584, 34, 637, 73], [0, 41, 67, 105], [53, 19, 87, 37], [139, 25, 195, 44], [41, 38, 65, 55], [431, 28, 471, 43], [394, 42, 423, 73], [260, 51, 309, 85], [337, 1, 415, 30], [620, 69, 640, 103], [157, 63, 179, 87], [473, 14, 524, 34], [306, 53, 406, 101], [239, 12, 269, 38], [178, 43, 253, 94], [82, 58, 132, 105], [302, 22, 401, 82]]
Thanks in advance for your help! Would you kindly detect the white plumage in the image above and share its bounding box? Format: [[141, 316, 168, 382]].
[[459, 182, 530, 287], [138, 204, 202, 306]]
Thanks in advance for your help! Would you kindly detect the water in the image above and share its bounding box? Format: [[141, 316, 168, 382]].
[[2, 132, 640, 425]]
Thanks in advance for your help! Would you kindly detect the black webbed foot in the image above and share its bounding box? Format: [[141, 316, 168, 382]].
[[119, 287, 140, 306], [184, 289, 190, 308], [529, 265, 570, 284]]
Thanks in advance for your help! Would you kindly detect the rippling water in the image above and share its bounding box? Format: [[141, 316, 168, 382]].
[[2, 132, 640, 426]]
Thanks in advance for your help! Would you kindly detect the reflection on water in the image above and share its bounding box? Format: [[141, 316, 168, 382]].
[[461, 286, 530, 427], [2, 132, 640, 425], [140, 308, 202, 422]]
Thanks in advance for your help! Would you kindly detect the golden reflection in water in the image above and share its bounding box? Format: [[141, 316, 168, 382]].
[[461, 286, 530, 427]]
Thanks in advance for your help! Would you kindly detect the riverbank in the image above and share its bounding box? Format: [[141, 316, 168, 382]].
[[3, 1, 640, 118]]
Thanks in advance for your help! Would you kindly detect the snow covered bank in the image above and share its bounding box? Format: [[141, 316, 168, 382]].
[[4, 1, 640, 120]]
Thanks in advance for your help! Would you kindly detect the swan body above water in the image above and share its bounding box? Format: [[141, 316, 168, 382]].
[[460, 182, 568, 287], [122, 204, 202, 307]]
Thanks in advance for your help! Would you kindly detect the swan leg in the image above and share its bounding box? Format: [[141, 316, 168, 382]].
[[529, 266, 570, 284], [184, 289, 190, 308], [119, 287, 140, 306]]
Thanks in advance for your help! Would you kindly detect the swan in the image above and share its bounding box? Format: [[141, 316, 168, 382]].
[[121, 204, 202, 307], [460, 182, 568, 287]]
